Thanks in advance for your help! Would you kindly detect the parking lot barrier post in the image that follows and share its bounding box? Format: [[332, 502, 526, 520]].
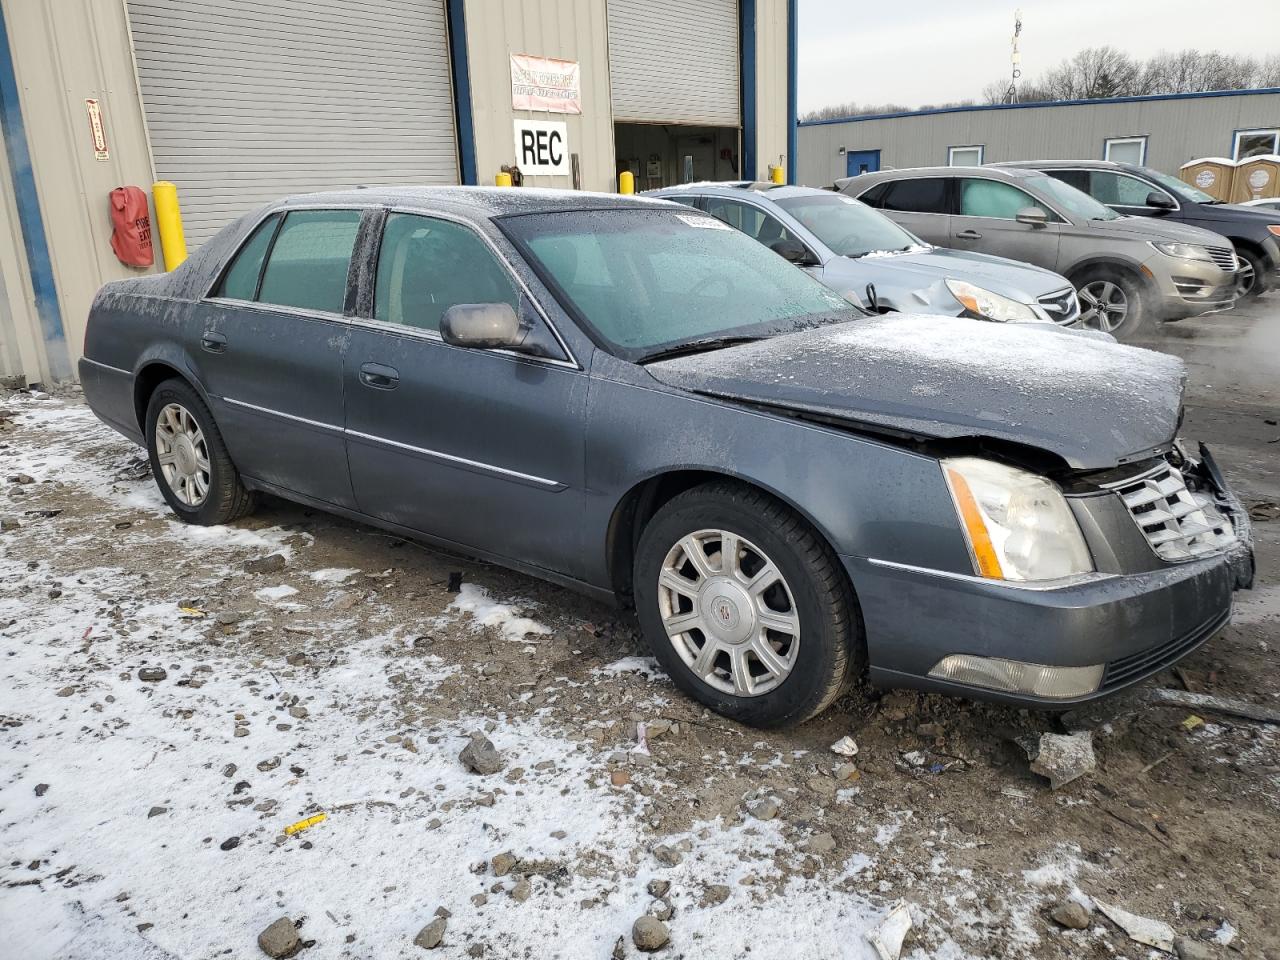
[[618, 171, 634, 195], [151, 181, 188, 270], [495, 171, 513, 187]]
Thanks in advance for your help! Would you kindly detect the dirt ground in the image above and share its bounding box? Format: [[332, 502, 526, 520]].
[[1, 296, 1278, 960]]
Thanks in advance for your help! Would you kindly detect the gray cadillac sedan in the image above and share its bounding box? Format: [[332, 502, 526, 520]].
[[79, 188, 1253, 727]]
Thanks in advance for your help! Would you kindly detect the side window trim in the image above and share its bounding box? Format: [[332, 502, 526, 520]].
[[356, 207, 578, 369]]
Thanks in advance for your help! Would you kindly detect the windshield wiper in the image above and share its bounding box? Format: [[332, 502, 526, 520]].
[[638, 334, 770, 363]]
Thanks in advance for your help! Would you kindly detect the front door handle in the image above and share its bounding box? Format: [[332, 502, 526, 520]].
[[359, 362, 400, 390], [201, 331, 228, 353], [955, 230, 983, 240]]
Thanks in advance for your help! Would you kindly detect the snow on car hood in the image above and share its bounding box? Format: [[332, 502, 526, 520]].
[[830, 247, 1071, 301], [647, 314, 1186, 470]]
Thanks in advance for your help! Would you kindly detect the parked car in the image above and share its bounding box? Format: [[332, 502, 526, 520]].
[[1240, 197, 1280, 212], [79, 187, 1253, 728], [646, 182, 1081, 326], [996, 159, 1280, 299], [838, 166, 1240, 338]]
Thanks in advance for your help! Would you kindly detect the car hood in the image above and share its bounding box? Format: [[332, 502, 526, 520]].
[[838, 247, 1071, 299], [1086, 214, 1230, 247], [1191, 201, 1280, 225], [646, 314, 1185, 471]]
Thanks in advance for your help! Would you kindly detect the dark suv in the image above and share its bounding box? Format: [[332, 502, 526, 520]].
[[999, 160, 1280, 299]]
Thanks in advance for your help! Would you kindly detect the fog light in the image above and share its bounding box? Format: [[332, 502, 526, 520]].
[[928, 655, 1103, 699]]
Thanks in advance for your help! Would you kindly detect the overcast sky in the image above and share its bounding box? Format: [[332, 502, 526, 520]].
[[798, 0, 1280, 112]]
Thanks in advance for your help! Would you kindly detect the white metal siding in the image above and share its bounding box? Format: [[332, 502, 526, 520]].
[[607, 0, 739, 126], [127, 0, 459, 245]]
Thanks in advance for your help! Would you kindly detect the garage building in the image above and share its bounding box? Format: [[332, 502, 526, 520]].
[[0, 0, 797, 385]]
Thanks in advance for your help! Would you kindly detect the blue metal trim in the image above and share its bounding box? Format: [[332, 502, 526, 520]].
[[799, 86, 1280, 128], [739, 0, 757, 180], [0, 4, 66, 377], [446, 0, 477, 185], [786, 0, 797, 183]]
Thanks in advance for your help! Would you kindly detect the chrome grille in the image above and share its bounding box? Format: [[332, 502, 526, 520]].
[[1108, 464, 1236, 562], [1206, 245, 1238, 273], [1037, 287, 1081, 325]]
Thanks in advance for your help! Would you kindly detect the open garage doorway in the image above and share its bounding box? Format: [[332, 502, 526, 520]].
[[614, 123, 740, 190]]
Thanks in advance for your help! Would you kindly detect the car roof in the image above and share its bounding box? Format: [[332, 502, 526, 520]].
[[645, 181, 832, 201], [275, 185, 677, 219], [852, 165, 1049, 180], [995, 159, 1131, 171]]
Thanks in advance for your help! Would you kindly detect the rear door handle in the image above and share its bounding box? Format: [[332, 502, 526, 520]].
[[201, 331, 228, 353], [359, 362, 399, 390], [955, 230, 983, 240]]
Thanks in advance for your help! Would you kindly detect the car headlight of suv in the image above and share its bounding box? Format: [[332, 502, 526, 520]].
[[1150, 241, 1213, 262], [944, 279, 1040, 323], [942, 457, 1094, 582]]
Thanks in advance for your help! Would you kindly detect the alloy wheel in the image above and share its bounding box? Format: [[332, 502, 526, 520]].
[[154, 402, 210, 506], [1077, 280, 1129, 333], [1234, 259, 1256, 299], [656, 529, 800, 697]]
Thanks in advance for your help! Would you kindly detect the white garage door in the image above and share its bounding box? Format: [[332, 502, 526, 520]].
[[607, 0, 740, 126], [127, 0, 459, 246]]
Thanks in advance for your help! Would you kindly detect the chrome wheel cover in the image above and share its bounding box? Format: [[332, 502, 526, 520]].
[[1234, 259, 1256, 299], [657, 529, 799, 697], [155, 402, 210, 507], [1077, 280, 1129, 333]]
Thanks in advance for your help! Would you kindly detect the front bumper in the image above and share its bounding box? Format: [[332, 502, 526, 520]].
[[1141, 255, 1237, 319], [848, 444, 1254, 708]]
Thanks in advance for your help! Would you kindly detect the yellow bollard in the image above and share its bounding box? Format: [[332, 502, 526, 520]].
[[495, 171, 513, 187], [618, 170, 634, 195], [769, 164, 785, 185], [151, 181, 188, 270]]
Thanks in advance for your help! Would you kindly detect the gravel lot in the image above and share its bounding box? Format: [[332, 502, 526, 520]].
[[2, 296, 1277, 960]]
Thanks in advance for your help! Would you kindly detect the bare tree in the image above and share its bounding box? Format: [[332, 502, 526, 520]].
[[1259, 54, 1280, 88], [1040, 46, 1143, 99], [1143, 49, 1259, 93]]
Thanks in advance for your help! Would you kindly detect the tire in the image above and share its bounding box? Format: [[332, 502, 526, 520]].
[[1234, 247, 1266, 300], [1074, 267, 1147, 339], [144, 378, 256, 525], [633, 481, 862, 728]]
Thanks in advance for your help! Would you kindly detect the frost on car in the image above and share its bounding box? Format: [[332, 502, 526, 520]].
[[79, 187, 1253, 728]]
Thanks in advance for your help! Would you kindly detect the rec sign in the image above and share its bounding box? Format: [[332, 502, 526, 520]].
[[513, 119, 569, 176]]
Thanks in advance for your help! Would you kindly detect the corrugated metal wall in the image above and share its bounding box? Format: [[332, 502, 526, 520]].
[[127, 0, 460, 246], [465, 0, 616, 191], [607, 0, 739, 126], [798, 92, 1280, 188]]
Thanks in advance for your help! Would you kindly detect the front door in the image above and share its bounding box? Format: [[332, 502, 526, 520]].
[[195, 208, 361, 508], [343, 212, 589, 578], [950, 177, 1062, 271], [846, 150, 881, 176]]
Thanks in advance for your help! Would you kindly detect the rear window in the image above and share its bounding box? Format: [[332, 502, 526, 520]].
[[256, 209, 362, 314], [215, 214, 279, 300], [881, 178, 949, 214]]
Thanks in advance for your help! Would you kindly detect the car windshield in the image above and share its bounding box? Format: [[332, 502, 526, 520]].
[[774, 193, 925, 257], [501, 208, 856, 361], [1138, 166, 1217, 203], [1032, 175, 1122, 221]]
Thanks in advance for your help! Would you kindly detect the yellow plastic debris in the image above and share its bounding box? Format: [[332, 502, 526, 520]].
[[284, 813, 326, 836], [178, 606, 206, 618], [1181, 714, 1204, 731]]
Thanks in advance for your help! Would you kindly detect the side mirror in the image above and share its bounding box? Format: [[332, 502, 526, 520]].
[[770, 237, 813, 264], [1146, 192, 1176, 211], [440, 302, 526, 351], [1015, 206, 1049, 227]]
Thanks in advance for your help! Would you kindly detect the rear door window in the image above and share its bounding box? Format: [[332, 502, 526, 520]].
[[880, 178, 950, 214], [214, 214, 279, 300], [256, 209, 362, 314], [959, 179, 1047, 220]]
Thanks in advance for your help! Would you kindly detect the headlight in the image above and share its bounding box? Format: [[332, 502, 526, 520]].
[[1150, 241, 1213, 262], [942, 457, 1094, 582], [944, 279, 1040, 322]]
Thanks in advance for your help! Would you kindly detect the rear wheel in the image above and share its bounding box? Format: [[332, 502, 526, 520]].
[[145, 379, 256, 525], [1234, 247, 1265, 300], [1075, 268, 1147, 338], [634, 481, 861, 727]]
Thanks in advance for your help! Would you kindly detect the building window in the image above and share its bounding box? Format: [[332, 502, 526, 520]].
[[1104, 136, 1147, 165], [948, 145, 984, 167], [1234, 129, 1280, 160]]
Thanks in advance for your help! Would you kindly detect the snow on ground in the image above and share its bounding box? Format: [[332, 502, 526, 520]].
[[445, 583, 552, 643]]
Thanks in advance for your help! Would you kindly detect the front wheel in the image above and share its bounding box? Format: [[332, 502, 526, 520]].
[[1234, 247, 1266, 300], [1075, 269, 1147, 338], [633, 482, 861, 727], [145, 378, 256, 525]]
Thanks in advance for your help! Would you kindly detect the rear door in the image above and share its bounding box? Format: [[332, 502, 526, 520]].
[[870, 177, 952, 245], [343, 211, 589, 577], [196, 207, 362, 508], [950, 177, 1063, 271]]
